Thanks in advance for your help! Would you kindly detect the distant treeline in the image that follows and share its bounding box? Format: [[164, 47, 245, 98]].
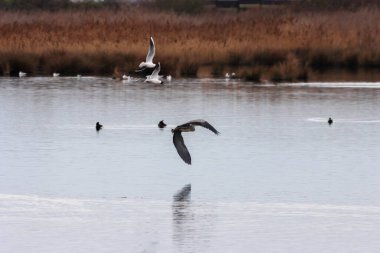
[[150, 0, 205, 14], [0, 0, 206, 14], [293, 0, 380, 11], [1, 0, 380, 13], [0, 0, 120, 10]]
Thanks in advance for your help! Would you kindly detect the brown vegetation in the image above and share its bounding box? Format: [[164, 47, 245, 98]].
[[1, 7, 380, 81]]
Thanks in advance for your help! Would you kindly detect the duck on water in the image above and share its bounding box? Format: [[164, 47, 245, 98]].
[[96, 122, 103, 131], [158, 120, 167, 128]]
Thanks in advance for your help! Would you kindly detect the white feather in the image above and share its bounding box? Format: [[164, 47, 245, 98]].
[[138, 37, 156, 69], [145, 63, 163, 84]]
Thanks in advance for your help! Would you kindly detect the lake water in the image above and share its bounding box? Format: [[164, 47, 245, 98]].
[[1, 77, 380, 252]]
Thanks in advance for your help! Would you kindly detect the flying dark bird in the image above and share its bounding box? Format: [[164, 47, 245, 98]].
[[328, 117, 333, 125], [96, 122, 103, 131], [158, 120, 167, 128], [171, 120, 219, 165]]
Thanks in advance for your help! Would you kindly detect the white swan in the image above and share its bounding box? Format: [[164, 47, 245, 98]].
[[145, 62, 163, 84], [19, 71, 27, 77], [166, 75, 172, 81], [53, 73, 60, 77], [225, 73, 230, 79], [137, 37, 156, 71]]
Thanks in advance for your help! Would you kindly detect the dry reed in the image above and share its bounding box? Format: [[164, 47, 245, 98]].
[[0, 7, 380, 80]]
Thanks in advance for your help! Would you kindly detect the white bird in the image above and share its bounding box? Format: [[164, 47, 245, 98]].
[[166, 75, 172, 81], [225, 73, 230, 79], [53, 73, 60, 77], [19, 71, 27, 77], [145, 62, 163, 84], [231, 72, 236, 78], [77, 74, 82, 78], [122, 74, 131, 81], [136, 37, 156, 71]]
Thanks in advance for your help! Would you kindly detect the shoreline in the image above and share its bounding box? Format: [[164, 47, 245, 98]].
[[3, 72, 380, 84]]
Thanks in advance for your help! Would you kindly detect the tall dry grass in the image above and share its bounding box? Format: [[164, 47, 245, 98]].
[[0, 7, 380, 79]]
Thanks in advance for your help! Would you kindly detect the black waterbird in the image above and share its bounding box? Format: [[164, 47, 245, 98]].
[[96, 122, 103, 131], [158, 120, 167, 128]]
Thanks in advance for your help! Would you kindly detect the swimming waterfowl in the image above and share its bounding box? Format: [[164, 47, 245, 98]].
[[158, 120, 167, 128], [226, 72, 236, 79], [96, 122, 103, 131], [328, 117, 333, 125], [19, 71, 27, 77], [145, 62, 163, 84], [166, 75, 172, 82], [136, 36, 156, 72], [172, 120, 219, 165], [53, 73, 60, 77]]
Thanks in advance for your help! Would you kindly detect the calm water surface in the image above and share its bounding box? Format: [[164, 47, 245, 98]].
[[1, 77, 380, 252]]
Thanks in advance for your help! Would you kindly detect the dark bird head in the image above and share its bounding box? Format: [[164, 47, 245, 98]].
[[171, 129, 175, 133]]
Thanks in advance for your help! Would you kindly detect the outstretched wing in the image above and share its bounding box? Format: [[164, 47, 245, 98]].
[[146, 36, 155, 63], [173, 131, 191, 165], [187, 119, 219, 135], [150, 62, 161, 79]]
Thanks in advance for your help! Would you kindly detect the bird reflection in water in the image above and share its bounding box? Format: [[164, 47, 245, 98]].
[[172, 184, 193, 250], [173, 184, 191, 202], [173, 184, 192, 222]]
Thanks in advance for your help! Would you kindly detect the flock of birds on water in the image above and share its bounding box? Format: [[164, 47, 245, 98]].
[[96, 116, 333, 165], [17, 36, 335, 165], [16, 36, 239, 82], [96, 119, 219, 165], [18, 36, 173, 83]]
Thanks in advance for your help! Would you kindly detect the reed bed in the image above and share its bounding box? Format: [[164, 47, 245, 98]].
[[1, 7, 380, 80]]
